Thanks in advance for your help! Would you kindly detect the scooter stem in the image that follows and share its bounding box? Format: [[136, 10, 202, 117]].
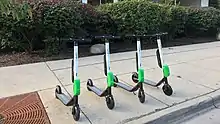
[[156, 36, 164, 66], [137, 38, 142, 69], [105, 39, 114, 87], [74, 41, 79, 79], [137, 38, 144, 83], [73, 41, 80, 96], [105, 40, 110, 73]]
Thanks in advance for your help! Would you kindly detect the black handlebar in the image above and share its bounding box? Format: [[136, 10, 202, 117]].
[[69, 38, 92, 44], [67, 32, 168, 45], [94, 35, 121, 39], [125, 32, 168, 38]]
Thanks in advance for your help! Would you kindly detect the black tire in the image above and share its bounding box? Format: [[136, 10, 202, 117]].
[[106, 96, 115, 110], [138, 89, 145, 103], [113, 75, 118, 87], [132, 72, 138, 83], [87, 79, 93, 91], [55, 85, 62, 98], [55, 85, 62, 94], [162, 84, 173, 96], [113, 75, 119, 82], [72, 105, 80, 121]]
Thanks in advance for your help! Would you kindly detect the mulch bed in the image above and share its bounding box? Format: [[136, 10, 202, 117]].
[[0, 37, 216, 68]]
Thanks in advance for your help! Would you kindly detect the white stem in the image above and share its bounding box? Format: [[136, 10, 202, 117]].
[[157, 37, 164, 66], [105, 42, 110, 73], [74, 45, 78, 79], [137, 38, 142, 69]]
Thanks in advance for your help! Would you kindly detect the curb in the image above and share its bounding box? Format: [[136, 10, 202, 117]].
[[125, 90, 220, 124]]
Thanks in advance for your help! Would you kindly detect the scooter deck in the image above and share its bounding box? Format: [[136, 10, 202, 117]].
[[143, 79, 158, 87], [56, 93, 74, 106], [143, 78, 164, 87], [115, 81, 140, 92], [88, 85, 108, 97]]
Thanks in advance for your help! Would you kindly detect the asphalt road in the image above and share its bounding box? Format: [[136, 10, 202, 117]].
[[182, 108, 220, 124]]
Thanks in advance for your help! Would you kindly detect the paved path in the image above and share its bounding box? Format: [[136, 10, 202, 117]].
[[1, 41, 220, 124], [182, 108, 220, 124]]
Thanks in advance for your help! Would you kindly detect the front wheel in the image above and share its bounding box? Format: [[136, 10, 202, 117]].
[[87, 79, 93, 91], [106, 95, 115, 110], [55, 85, 62, 94], [132, 72, 138, 83], [138, 89, 145, 103], [55, 85, 62, 99], [113, 75, 118, 87], [72, 105, 80, 121], [162, 84, 173, 96]]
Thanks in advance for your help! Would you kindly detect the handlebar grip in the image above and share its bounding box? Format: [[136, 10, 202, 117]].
[[94, 35, 121, 39]]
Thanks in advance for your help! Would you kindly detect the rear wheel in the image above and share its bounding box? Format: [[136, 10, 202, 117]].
[[162, 84, 173, 96], [132, 72, 138, 83], [55, 85, 62, 98], [113, 75, 118, 87], [87, 79, 93, 91]]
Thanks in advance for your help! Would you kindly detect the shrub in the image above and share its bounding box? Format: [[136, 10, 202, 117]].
[[40, 1, 83, 55], [0, 15, 15, 51], [98, 1, 220, 38], [43, 2, 82, 37], [0, 1, 41, 52], [98, 0, 170, 35], [165, 5, 188, 38], [42, 1, 117, 55], [0, 0, 117, 55], [1, 0, 220, 55], [186, 7, 220, 36], [77, 3, 118, 36]]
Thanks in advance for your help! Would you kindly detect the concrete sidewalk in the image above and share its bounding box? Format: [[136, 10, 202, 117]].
[[1, 41, 220, 124]]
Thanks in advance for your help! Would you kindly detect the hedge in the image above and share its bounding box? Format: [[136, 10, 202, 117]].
[[0, 1, 115, 55], [1, 0, 220, 55], [97, 0, 170, 35], [41, 1, 83, 54], [185, 7, 220, 36], [165, 5, 188, 38], [98, 0, 220, 37]]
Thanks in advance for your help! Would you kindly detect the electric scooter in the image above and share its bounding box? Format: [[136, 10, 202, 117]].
[[131, 32, 173, 96], [86, 35, 120, 110], [55, 38, 91, 121], [113, 35, 146, 103]]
